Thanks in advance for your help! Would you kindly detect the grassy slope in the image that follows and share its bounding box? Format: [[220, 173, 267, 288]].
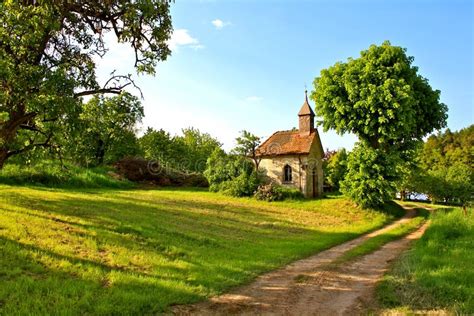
[[0, 162, 133, 188], [377, 204, 473, 314], [0, 185, 402, 314]]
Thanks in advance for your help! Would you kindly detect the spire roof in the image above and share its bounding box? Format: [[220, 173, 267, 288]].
[[298, 90, 315, 116]]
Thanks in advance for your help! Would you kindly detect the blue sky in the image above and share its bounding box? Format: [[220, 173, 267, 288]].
[[97, 0, 473, 151]]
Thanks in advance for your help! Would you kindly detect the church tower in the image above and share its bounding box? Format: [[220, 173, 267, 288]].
[[298, 90, 315, 135]]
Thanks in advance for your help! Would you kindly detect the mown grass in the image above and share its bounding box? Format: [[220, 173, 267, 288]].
[[331, 208, 429, 266], [0, 162, 133, 188], [377, 204, 473, 314], [0, 185, 403, 314]]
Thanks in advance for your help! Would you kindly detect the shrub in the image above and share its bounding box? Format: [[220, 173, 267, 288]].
[[254, 183, 304, 201], [204, 148, 258, 197], [220, 172, 260, 197]]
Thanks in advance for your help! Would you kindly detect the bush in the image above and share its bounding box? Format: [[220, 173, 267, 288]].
[[254, 183, 304, 201], [220, 172, 260, 197], [204, 148, 257, 197]]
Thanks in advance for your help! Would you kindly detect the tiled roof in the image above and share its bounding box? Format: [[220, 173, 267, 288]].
[[256, 130, 317, 156]]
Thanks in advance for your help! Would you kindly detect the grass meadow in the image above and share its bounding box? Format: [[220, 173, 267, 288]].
[[377, 204, 473, 314], [0, 185, 402, 314]]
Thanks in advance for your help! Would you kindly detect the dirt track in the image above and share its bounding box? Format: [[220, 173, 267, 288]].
[[172, 207, 428, 316]]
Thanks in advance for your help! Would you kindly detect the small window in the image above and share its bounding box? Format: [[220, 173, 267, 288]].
[[284, 165, 292, 182]]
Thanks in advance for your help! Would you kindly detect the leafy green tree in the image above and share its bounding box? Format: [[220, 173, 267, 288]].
[[181, 127, 222, 172], [324, 148, 348, 190], [68, 93, 143, 166], [407, 125, 474, 204], [139, 127, 221, 173], [139, 128, 186, 170], [0, 1, 173, 168], [232, 130, 262, 172], [312, 41, 447, 152], [341, 143, 400, 208], [312, 41, 448, 207]]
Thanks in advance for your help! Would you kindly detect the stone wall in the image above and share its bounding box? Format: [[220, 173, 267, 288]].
[[259, 154, 323, 198]]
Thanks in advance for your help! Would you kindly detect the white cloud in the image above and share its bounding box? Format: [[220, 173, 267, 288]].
[[211, 19, 230, 30], [245, 96, 263, 102], [167, 29, 203, 51]]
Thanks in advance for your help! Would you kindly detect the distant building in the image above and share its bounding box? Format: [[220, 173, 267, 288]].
[[256, 91, 324, 197]]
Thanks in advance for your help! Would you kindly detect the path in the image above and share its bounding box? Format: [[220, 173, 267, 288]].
[[172, 207, 428, 315]]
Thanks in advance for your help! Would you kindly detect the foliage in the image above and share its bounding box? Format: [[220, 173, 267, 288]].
[[204, 148, 254, 194], [139, 127, 185, 168], [0, 1, 173, 168], [232, 130, 262, 172], [341, 143, 399, 208], [181, 127, 223, 172], [254, 183, 304, 201], [323, 148, 348, 190], [312, 40, 447, 151], [311, 41, 448, 207], [219, 171, 260, 197], [377, 206, 473, 314], [139, 127, 221, 173], [400, 125, 473, 204], [0, 161, 132, 188], [67, 93, 144, 166], [0, 186, 400, 314]]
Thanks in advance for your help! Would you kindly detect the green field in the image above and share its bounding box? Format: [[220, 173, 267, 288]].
[[0, 185, 402, 314], [377, 204, 473, 314]]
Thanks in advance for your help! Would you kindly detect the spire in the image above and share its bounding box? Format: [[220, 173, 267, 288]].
[[298, 90, 315, 116]]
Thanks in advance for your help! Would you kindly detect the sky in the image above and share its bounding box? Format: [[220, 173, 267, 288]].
[[96, 0, 473, 151]]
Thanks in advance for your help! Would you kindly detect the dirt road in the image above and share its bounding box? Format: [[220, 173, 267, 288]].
[[172, 207, 428, 315]]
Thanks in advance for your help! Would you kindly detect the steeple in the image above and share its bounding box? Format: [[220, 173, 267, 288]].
[[298, 90, 315, 135]]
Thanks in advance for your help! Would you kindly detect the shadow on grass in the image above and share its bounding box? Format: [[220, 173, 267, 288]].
[[0, 188, 382, 313], [0, 236, 202, 314]]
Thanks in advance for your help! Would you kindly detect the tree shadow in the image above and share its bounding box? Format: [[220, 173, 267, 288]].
[[0, 188, 379, 313]]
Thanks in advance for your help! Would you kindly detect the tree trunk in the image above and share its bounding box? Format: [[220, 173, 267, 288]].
[[0, 149, 8, 170], [95, 138, 105, 165]]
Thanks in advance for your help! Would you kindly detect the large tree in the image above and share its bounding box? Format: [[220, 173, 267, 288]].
[[0, 0, 173, 168], [68, 92, 144, 166], [139, 127, 221, 173], [312, 41, 448, 207]]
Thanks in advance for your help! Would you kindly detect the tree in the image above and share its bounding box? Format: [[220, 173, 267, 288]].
[[181, 127, 222, 173], [139, 127, 221, 173], [324, 148, 348, 191], [312, 41, 447, 152], [139, 127, 186, 170], [68, 93, 143, 166], [0, 1, 173, 168], [408, 125, 474, 204], [232, 130, 262, 172], [312, 41, 448, 207], [341, 143, 400, 209]]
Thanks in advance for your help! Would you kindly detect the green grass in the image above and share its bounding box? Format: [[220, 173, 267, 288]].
[[0, 185, 403, 314], [331, 207, 428, 266], [0, 161, 133, 188], [377, 204, 474, 314]]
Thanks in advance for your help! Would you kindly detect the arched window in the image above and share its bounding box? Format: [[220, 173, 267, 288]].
[[283, 164, 292, 182]]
